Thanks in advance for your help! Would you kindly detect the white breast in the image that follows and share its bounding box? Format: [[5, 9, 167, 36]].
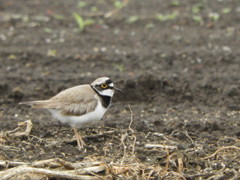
[[48, 100, 108, 128]]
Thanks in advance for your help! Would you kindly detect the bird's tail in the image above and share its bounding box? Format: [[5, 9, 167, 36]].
[[19, 100, 51, 109]]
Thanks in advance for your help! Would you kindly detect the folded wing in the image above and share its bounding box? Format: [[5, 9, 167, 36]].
[[20, 85, 98, 116]]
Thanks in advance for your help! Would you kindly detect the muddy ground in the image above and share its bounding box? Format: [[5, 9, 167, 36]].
[[0, 0, 240, 179]]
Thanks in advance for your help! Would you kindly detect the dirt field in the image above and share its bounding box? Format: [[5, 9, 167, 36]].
[[0, 0, 240, 179]]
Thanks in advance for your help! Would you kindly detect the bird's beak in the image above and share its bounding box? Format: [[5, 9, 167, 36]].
[[114, 87, 122, 92]]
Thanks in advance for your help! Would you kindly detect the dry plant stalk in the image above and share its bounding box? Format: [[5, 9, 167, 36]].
[[128, 104, 137, 155], [7, 120, 33, 137], [202, 145, 240, 160], [0, 132, 7, 144], [0, 158, 106, 180], [0, 144, 20, 152], [0, 120, 34, 152], [177, 157, 184, 173], [145, 144, 177, 150], [0, 166, 99, 180], [119, 105, 137, 164]]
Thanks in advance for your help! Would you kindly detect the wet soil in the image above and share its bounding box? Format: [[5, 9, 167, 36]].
[[0, 0, 240, 179]]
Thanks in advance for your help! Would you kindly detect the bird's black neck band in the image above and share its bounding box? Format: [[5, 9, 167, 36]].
[[90, 85, 112, 108]]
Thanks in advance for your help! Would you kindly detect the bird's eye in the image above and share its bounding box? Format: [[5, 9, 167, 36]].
[[101, 83, 108, 88]]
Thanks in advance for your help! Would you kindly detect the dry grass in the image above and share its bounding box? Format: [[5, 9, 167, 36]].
[[0, 106, 240, 179]]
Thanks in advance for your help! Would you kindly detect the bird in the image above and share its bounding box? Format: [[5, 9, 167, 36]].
[[20, 77, 121, 150]]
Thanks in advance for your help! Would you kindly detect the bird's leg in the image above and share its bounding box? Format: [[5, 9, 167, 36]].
[[73, 128, 86, 150]]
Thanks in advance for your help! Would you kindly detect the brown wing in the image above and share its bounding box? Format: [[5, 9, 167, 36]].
[[21, 85, 98, 116]]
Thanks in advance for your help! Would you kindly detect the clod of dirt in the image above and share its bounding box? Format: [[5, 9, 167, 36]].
[[8, 87, 25, 102], [223, 85, 240, 97], [0, 84, 9, 96]]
